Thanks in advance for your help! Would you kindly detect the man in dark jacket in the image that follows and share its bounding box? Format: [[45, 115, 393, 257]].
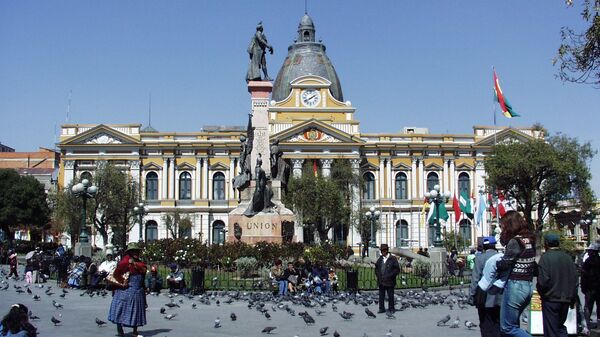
[[375, 244, 400, 313], [469, 236, 502, 337], [537, 233, 578, 337], [581, 242, 600, 329]]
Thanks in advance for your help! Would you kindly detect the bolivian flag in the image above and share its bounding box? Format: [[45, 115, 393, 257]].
[[493, 70, 520, 118]]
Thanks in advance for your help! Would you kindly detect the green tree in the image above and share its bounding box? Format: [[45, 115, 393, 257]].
[[162, 208, 192, 239], [0, 169, 50, 242], [284, 166, 351, 242], [49, 180, 85, 247], [485, 134, 595, 231], [555, 0, 600, 86]]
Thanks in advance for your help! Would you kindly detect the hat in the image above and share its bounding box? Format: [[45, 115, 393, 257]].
[[544, 233, 560, 247], [168, 263, 177, 270], [124, 242, 142, 254], [379, 244, 389, 251], [482, 236, 497, 245]]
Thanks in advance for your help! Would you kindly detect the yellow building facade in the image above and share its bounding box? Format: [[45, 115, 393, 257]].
[[58, 14, 542, 249]]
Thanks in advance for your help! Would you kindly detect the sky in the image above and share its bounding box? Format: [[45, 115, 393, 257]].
[[0, 1, 599, 194]]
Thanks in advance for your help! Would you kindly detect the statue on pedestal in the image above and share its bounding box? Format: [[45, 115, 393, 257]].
[[270, 140, 291, 191], [244, 154, 275, 216], [246, 21, 274, 82], [233, 113, 254, 196]]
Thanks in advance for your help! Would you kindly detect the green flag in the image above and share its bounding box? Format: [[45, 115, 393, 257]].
[[427, 202, 449, 225], [459, 191, 473, 219]]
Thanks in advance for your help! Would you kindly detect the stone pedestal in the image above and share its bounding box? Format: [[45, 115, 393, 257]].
[[428, 247, 447, 277], [247, 81, 273, 176], [75, 242, 92, 258]]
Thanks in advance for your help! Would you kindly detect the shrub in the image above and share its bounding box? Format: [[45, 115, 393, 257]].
[[235, 256, 258, 278], [412, 259, 431, 279]]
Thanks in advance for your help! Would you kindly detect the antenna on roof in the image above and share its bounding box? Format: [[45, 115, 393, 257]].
[[148, 92, 152, 127], [66, 89, 72, 123], [304, 0, 308, 14]]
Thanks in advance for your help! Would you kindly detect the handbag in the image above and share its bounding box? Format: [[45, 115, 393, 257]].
[[473, 286, 488, 307], [288, 275, 298, 285], [106, 271, 129, 288]]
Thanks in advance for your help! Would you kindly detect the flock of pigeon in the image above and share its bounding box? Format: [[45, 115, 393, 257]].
[[1, 267, 485, 337]]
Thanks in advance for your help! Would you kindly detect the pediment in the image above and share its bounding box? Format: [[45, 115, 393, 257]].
[[272, 119, 364, 144], [455, 163, 474, 170], [62, 125, 141, 146], [474, 128, 535, 147], [392, 162, 412, 171], [425, 163, 443, 170], [142, 162, 162, 171], [176, 162, 196, 171], [360, 161, 379, 171], [209, 162, 229, 171]]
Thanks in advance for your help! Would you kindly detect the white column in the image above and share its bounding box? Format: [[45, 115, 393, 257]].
[[387, 159, 393, 199], [161, 159, 168, 199], [64, 160, 75, 186], [378, 159, 384, 199], [418, 157, 424, 197], [130, 160, 140, 187], [320, 159, 333, 177], [411, 158, 417, 199], [169, 158, 176, 199], [202, 158, 208, 199], [442, 159, 449, 193], [350, 158, 361, 246], [229, 158, 235, 200], [449, 159, 456, 195], [292, 159, 304, 178], [195, 157, 202, 200]]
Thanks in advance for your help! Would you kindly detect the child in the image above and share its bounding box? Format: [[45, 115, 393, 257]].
[[328, 268, 338, 294], [8, 251, 18, 279]]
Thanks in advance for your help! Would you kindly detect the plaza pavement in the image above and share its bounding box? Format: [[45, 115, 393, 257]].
[[0, 268, 498, 337]]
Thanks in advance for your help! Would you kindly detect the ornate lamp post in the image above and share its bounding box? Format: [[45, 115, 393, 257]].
[[71, 179, 97, 257], [365, 206, 381, 248], [424, 184, 451, 248], [133, 202, 148, 242], [580, 210, 598, 245]]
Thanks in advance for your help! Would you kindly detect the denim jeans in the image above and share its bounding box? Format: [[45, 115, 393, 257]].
[[278, 280, 288, 296], [500, 279, 533, 337]]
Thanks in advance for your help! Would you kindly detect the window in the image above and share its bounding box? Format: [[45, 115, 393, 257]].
[[179, 225, 192, 239], [460, 219, 472, 246], [145, 221, 158, 242], [458, 172, 470, 196], [363, 172, 375, 200], [396, 220, 409, 247], [145, 172, 158, 200], [179, 172, 192, 200], [395, 172, 408, 199], [426, 172, 439, 192], [213, 172, 225, 200], [212, 221, 225, 244]]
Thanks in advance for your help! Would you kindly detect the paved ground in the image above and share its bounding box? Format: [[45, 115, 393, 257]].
[[0, 266, 509, 337]]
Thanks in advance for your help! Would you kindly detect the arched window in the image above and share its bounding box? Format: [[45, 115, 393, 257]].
[[213, 172, 225, 200], [80, 171, 92, 182], [145, 220, 158, 242], [458, 172, 470, 196], [363, 172, 375, 200], [145, 172, 158, 200], [179, 172, 192, 200], [426, 172, 439, 192], [459, 219, 472, 246], [395, 172, 408, 200], [396, 220, 409, 247], [212, 220, 225, 244]]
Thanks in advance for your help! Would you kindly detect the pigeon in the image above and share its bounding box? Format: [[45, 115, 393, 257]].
[[95, 317, 107, 326], [464, 320, 478, 329], [165, 302, 180, 308], [339, 312, 353, 320], [315, 308, 325, 316], [160, 307, 166, 314], [164, 313, 177, 320], [51, 316, 61, 326], [302, 313, 315, 325], [449, 316, 460, 328], [332, 304, 338, 312], [385, 311, 396, 319], [230, 312, 237, 321], [214, 317, 221, 328], [262, 326, 277, 334], [32, 294, 40, 301], [264, 312, 271, 320], [191, 303, 197, 309], [333, 331, 340, 337], [52, 300, 63, 309], [364, 308, 376, 318], [319, 326, 329, 335], [436, 314, 451, 326], [386, 329, 393, 337], [26, 287, 32, 294], [59, 293, 66, 298]]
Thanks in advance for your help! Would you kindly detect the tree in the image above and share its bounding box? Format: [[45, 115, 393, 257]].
[[49, 181, 85, 247], [555, 0, 600, 86], [485, 134, 595, 232], [163, 209, 192, 239], [284, 166, 351, 242], [0, 169, 50, 242]]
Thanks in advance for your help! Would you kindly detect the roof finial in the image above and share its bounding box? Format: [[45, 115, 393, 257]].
[[304, 0, 307, 14], [148, 92, 152, 127]]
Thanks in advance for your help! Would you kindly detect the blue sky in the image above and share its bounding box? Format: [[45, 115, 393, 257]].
[[1, 1, 599, 194]]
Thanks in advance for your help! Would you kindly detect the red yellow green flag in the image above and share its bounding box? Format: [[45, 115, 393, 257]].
[[493, 70, 520, 118]]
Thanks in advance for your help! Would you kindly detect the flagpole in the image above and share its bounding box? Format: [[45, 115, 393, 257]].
[[493, 67, 498, 145]]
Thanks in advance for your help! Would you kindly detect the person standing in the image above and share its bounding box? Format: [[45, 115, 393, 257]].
[[375, 244, 400, 313], [536, 233, 578, 337], [7, 250, 18, 279], [496, 211, 537, 337], [469, 236, 502, 337], [108, 243, 147, 337], [581, 242, 600, 329]]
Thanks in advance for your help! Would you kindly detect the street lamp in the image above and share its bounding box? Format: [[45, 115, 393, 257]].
[[424, 184, 451, 248], [71, 179, 97, 244], [133, 202, 148, 242], [580, 210, 598, 245], [365, 206, 381, 248]]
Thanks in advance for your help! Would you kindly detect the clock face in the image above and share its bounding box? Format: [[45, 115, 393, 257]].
[[301, 89, 321, 107]]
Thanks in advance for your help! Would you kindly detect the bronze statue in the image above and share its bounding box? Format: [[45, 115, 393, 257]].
[[246, 21, 273, 82], [270, 140, 291, 191], [233, 223, 242, 241], [244, 154, 275, 216], [233, 113, 253, 194]]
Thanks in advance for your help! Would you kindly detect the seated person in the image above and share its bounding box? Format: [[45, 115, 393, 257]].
[[90, 253, 117, 289], [329, 268, 339, 293], [67, 256, 88, 288], [0, 303, 38, 337], [166, 263, 185, 293], [145, 265, 163, 294], [282, 262, 298, 294]]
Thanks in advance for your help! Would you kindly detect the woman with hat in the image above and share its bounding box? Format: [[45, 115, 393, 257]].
[[107, 242, 147, 337]]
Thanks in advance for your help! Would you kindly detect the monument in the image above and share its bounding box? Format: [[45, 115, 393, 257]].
[[228, 22, 296, 244]]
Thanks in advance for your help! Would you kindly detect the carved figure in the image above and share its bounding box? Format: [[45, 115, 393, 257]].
[[233, 113, 254, 194], [270, 140, 291, 191], [244, 154, 275, 216], [245, 21, 273, 82], [233, 223, 243, 241]]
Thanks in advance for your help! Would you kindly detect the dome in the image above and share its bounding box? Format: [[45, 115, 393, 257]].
[[272, 15, 343, 102]]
